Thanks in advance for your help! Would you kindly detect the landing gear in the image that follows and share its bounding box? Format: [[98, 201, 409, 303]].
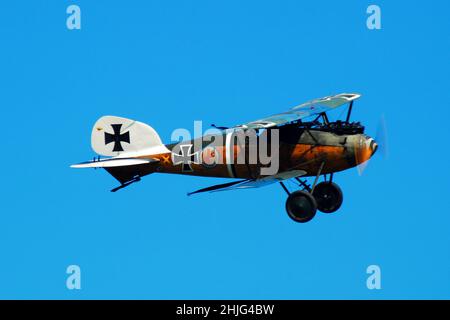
[[285, 190, 317, 223], [312, 182, 343, 213], [280, 171, 345, 223]]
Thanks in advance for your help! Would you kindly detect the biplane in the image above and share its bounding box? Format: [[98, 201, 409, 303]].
[[72, 93, 379, 223]]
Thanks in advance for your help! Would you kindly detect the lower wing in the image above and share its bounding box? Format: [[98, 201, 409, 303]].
[[188, 170, 306, 195]]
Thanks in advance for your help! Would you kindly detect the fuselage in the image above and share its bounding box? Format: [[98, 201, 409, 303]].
[[136, 124, 377, 179]]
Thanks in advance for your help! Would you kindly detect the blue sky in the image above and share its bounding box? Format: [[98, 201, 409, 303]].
[[0, 0, 449, 299]]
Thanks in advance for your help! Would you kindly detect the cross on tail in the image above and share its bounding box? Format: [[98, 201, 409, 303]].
[[104, 124, 130, 152]]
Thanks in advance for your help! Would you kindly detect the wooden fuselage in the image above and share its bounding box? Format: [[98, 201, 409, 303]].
[[129, 124, 375, 180]]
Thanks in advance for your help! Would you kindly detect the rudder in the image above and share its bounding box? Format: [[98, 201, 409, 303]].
[[91, 116, 168, 156]]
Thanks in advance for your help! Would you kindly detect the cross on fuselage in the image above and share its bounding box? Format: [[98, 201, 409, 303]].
[[172, 144, 200, 172], [104, 124, 130, 152]]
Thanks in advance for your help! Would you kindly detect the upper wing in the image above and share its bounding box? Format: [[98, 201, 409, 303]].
[[188, 170, 306, 195], [233, 93, 361, 130]]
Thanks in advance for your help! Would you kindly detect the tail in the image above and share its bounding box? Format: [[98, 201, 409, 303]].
[[91, 115, 168, 156], [72, 116, 169, 191]]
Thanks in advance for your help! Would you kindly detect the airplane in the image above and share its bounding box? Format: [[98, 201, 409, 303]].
[[71, 93, 379, 223]]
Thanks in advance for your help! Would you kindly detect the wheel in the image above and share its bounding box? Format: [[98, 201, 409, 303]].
[[312, 182, 343, 213], [285, 190, 317, 223]]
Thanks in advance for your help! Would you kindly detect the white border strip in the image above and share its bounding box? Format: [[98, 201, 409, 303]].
[[225, 132, 235, 178]]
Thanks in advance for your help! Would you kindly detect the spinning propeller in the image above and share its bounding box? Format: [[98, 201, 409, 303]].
[[355, 114, 388, 176]]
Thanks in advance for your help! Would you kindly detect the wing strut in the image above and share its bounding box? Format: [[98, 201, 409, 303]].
[[345, 101, 354, 123]]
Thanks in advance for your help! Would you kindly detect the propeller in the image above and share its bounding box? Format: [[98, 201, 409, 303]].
[[375, 113, 389, 158], [355, 114, 388, 176]]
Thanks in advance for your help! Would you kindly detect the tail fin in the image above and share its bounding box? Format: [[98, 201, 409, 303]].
[[91, 116, 168, 156]]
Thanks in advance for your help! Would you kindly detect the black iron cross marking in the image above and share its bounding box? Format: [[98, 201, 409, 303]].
[[104, 124, 130, 152], [172, 144, 200, 172]]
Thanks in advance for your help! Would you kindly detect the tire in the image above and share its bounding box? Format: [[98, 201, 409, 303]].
[[285, 190, 317, 223], [312, 182, 343, 213]]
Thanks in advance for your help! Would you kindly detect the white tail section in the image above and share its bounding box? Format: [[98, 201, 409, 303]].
[[91, 116, 169, 156]]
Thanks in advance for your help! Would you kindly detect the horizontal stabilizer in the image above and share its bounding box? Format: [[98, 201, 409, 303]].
[[70, 157, 159, 169]]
